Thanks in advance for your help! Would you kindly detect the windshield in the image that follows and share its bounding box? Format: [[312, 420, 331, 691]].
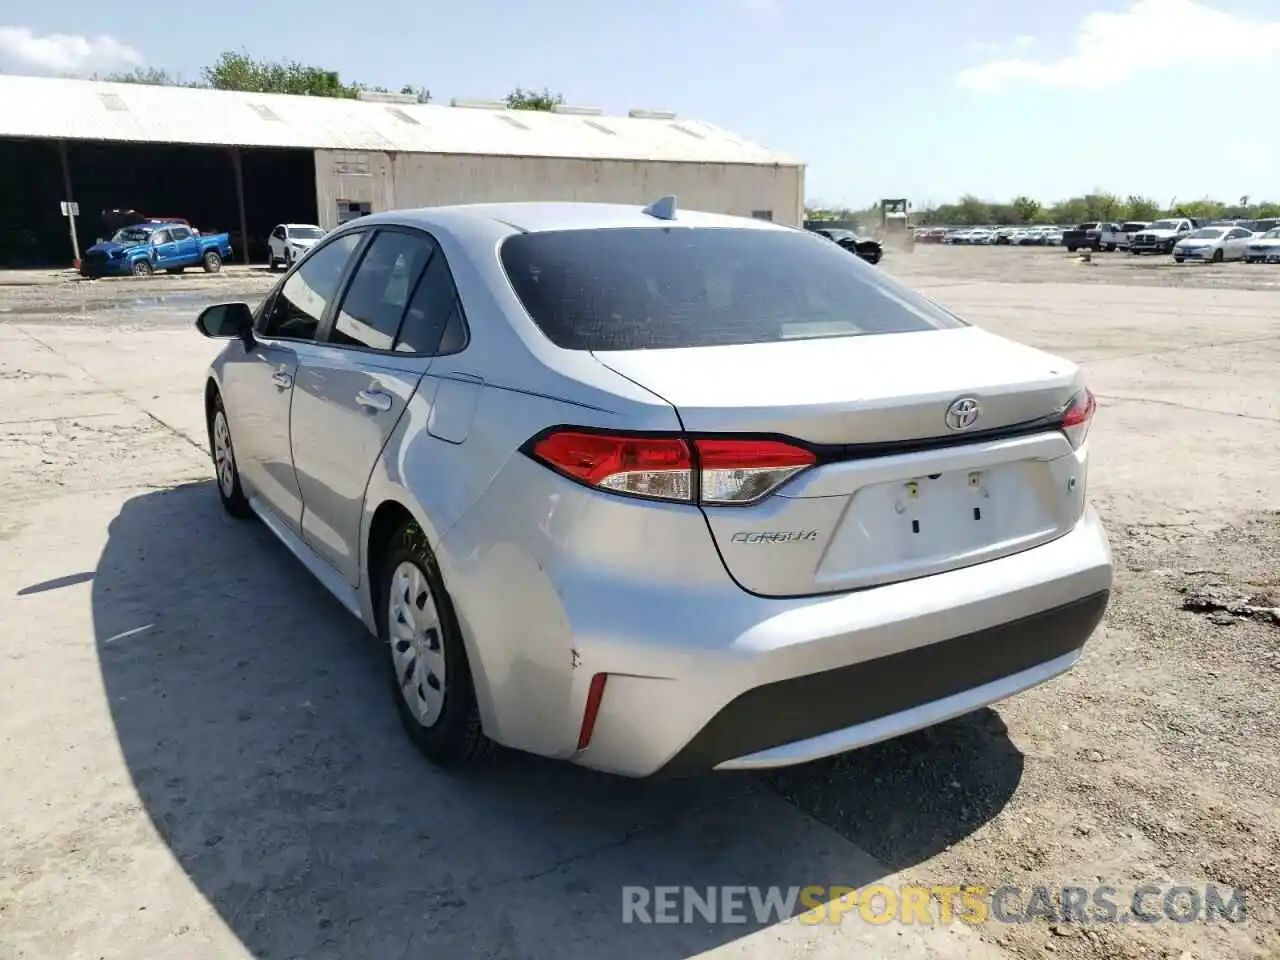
[[289, 226, 324, 240], [1121, 222, 1147, 232], [499, 227, 965, 351], [1186, 228, 1225, 240], [1147, 220, 1180, 231], [112, 227, 152, 244]]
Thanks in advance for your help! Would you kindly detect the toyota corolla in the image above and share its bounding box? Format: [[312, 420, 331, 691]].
[[196, 199, 1112, 778]]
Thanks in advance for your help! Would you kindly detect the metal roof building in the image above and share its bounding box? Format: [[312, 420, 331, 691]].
[[0, 76, 804, 264], [0, 75, 798, 166]]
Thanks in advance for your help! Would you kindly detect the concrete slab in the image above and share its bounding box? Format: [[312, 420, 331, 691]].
[[0, 312, 1008, 958]]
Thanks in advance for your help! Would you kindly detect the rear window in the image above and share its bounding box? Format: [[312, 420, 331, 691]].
[[499, 227, 964, 351]]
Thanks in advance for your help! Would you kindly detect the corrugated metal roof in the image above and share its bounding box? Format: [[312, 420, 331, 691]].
[[0, 75, 801, 167]]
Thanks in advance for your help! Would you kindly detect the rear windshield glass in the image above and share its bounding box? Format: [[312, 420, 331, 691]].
[[499, 227, 965, 351]]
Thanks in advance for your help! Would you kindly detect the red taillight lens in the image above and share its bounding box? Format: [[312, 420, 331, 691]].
[[1061, 388, 1096, 449], [527, 430, 816, 505], [694, 438, 817, 504], [531, 431, 694, 501]]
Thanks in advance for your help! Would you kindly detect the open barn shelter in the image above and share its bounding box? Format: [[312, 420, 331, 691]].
[[0, 75, 804, 267]]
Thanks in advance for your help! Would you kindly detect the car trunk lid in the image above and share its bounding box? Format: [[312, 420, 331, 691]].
[[593, 327, 1089, 597]]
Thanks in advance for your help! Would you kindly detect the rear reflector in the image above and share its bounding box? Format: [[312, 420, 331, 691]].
[[527, 430, 816, 505], [577, 673, 608, 750]]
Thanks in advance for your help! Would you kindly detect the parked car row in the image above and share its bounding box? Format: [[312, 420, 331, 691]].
[[933, 226, 1067, 246], [913, 217, 1280, 264]]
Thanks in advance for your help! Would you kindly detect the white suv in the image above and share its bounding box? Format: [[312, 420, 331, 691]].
[[267, 224, 326, 270]]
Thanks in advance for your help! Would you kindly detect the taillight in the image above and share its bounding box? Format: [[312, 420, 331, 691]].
[[1060, 388, 1096, 449], [695, 438, 816, 504], [527, 429, 816, 505]]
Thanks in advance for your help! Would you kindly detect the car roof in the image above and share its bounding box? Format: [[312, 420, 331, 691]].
[[352, 201, 791, 236], [283, 223, 321, 229]]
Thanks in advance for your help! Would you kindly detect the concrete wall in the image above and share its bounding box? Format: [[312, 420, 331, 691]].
[[313, 150, 803, 230]]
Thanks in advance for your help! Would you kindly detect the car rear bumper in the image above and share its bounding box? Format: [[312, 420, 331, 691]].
[[573, 506, 1112, 777]]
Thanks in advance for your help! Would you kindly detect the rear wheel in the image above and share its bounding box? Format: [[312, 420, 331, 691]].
[[379, 522, 494, 767], [202, 250, 223, 273], [267, 255, 278, 271], [1104, 243, 1117, 252], [131, 259, 153, 277], [1212, 248, 1224, 263], [1174, 257, 1185, 263], [1066, 245, 1077, 253]]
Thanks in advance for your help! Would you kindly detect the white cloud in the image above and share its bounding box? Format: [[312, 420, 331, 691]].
[[0, 25, 143, 76], [956, 0, 1280, 92], [968, 35, 1036, 55]]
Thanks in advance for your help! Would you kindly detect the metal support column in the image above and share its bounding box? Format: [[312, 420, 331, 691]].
[[230, 148, 250, 266], [58, 139, 81, 265]]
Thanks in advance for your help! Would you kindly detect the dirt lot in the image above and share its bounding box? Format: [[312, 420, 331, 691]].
[[1, 246, 1278, 960]]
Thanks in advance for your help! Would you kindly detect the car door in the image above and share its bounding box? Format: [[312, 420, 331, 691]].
[[219, 230, 366, 533], [150, 228, 176, 268], [1226, 227, 1250, 259], [289, 226, 461, 584], [170, 227, 198, 264]]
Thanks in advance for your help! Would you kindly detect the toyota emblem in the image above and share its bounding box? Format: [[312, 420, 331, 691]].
[[945, 397, 982, 431]]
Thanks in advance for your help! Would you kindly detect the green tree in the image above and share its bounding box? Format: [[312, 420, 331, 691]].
[[506, 86, 565, 111], [202, 51, 358, 97], [98, 66, 193, 86], [1011, 196, 1041, 223], [1124, 196, 1160, 220]]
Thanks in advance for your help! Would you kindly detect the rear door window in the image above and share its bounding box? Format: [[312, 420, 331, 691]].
[[328, 230, 434, 351], [499, 227, 964, 351]]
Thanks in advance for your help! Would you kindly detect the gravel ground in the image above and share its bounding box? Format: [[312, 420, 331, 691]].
[[1, 247, 1278, 959]]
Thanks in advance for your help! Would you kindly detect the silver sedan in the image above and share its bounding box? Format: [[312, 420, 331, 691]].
[[196, 200, 1112, 777]]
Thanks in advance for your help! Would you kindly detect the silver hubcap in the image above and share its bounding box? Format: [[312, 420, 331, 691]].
[[212, 411, 236, 497], [388, 560, 447, 726]]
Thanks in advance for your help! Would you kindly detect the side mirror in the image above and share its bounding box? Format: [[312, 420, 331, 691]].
[[196, 302, 255, 348]]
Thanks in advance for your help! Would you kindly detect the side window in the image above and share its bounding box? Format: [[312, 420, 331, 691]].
[[395, 247, 464, 355], [260, 232, 363, 340], [1230, 228, 1249, 239], [152, 229, 172, 245], [272, 226, 286, 241], [170, 227, 191, 241], [329, 230, 434, 351]]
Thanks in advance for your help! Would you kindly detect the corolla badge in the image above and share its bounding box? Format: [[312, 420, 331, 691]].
[[945, 396, 982, 431]]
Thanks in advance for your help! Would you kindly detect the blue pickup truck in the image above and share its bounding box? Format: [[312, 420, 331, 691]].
[[80, 222, 233, 278]]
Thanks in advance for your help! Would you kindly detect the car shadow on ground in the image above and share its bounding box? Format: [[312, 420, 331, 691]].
[[88, 482, 1023, 958]]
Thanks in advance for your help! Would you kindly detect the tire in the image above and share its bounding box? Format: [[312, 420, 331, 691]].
[[1174, 257, 1184, 263], [267, 256, 278, 271], [208, 393, 252, 519], [1105, 244, 1117, 252], [202, 250, 223, 273], [131, 259, 153, 277], [378, 521, 493, 767], [1066, 246, 1077, 253], [1211, 248, 1224, 263]]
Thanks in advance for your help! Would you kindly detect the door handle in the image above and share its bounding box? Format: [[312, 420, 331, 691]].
[[271, 369, 292, 389], [356, 388, 393, 412]]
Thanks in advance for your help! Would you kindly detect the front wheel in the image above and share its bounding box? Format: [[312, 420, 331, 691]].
[[1211, 248, 1224, 263], [209, 394, 252, 519], [1104, 244, 1117, 252], [202, 250, 223, 273], [379, 522, 493, 767], [1066, 246, 1077, 253], [1174, 257, 1185, 263], [131, 259, 153, 277]]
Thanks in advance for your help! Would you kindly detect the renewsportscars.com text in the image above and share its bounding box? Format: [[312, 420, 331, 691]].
[[621, 884, 1247, 926]]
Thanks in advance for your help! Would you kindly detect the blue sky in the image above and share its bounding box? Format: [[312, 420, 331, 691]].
[[2, 0, 1277, 208]]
